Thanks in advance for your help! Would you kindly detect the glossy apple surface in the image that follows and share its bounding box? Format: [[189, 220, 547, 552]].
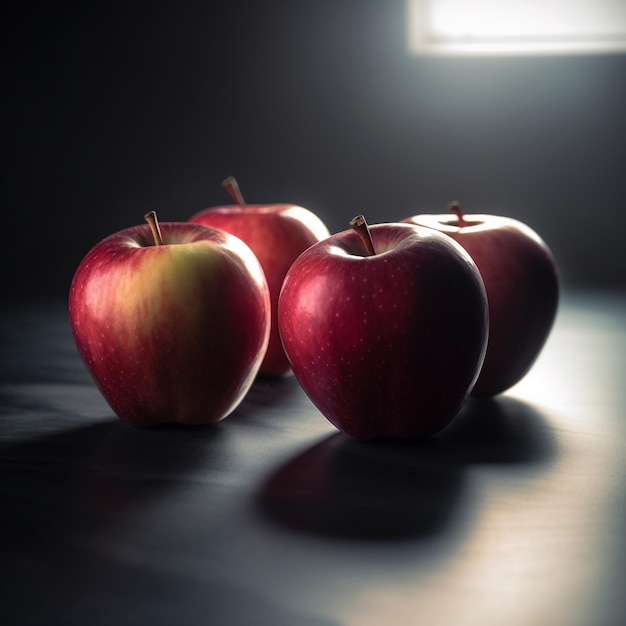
[[278, 220, 489, 440], [69, 218, 270, 426], [403, 209, 559, 396], [189, 182, 330, 377]]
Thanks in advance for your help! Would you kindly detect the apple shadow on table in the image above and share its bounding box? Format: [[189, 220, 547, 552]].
[[1, 388, 341, 626], [256, 395, 557, 542], [436, 395, 558, 466], [257, 432, 466, 541], [1, 388, 226, 546]]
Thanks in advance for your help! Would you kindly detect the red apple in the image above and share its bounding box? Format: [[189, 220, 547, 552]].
[[403, 203, 559, 396], [277, 216, 489, 440], [69, 212, 270, 426], [188, 177, 330, 377]]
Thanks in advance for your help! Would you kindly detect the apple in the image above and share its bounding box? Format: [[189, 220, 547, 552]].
[[188, 176, 331, 377], [277, 215, 489, 440], [403, 202, 559, 396], [69, 211, 271, 426]]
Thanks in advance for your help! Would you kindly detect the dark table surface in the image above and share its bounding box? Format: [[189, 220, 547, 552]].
[[2, 292, 625, 626]]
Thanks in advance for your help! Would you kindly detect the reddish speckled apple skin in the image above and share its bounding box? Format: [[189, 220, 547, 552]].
[[278, 223, 489, 440], [69, 222, 270, 426], [404, 214, 559, 396], [188, 205, 330, 377]]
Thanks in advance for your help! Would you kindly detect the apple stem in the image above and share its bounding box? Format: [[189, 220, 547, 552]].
[[350, 215, 376, 256], [448, 201, 466, 228], [144, 211, 164, 246], [222, 175, 247, 208]]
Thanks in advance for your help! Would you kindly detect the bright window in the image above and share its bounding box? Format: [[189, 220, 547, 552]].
[[407, 0, 626, 56]]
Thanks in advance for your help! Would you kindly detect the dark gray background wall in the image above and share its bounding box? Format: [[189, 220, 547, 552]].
[[4, 0, 626, 298]]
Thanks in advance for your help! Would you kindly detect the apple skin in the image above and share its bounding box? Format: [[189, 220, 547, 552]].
[[403, 213, 559, 397], [277, 222, 489, 440], [188, 204, 330, 377], [69, 222, 270, 426]]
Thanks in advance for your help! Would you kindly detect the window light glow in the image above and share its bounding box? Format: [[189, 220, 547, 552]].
[[407, 0, 626, 56]]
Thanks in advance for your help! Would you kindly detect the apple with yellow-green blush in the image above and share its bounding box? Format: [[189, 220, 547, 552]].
[[69, 212, 270, 425]]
